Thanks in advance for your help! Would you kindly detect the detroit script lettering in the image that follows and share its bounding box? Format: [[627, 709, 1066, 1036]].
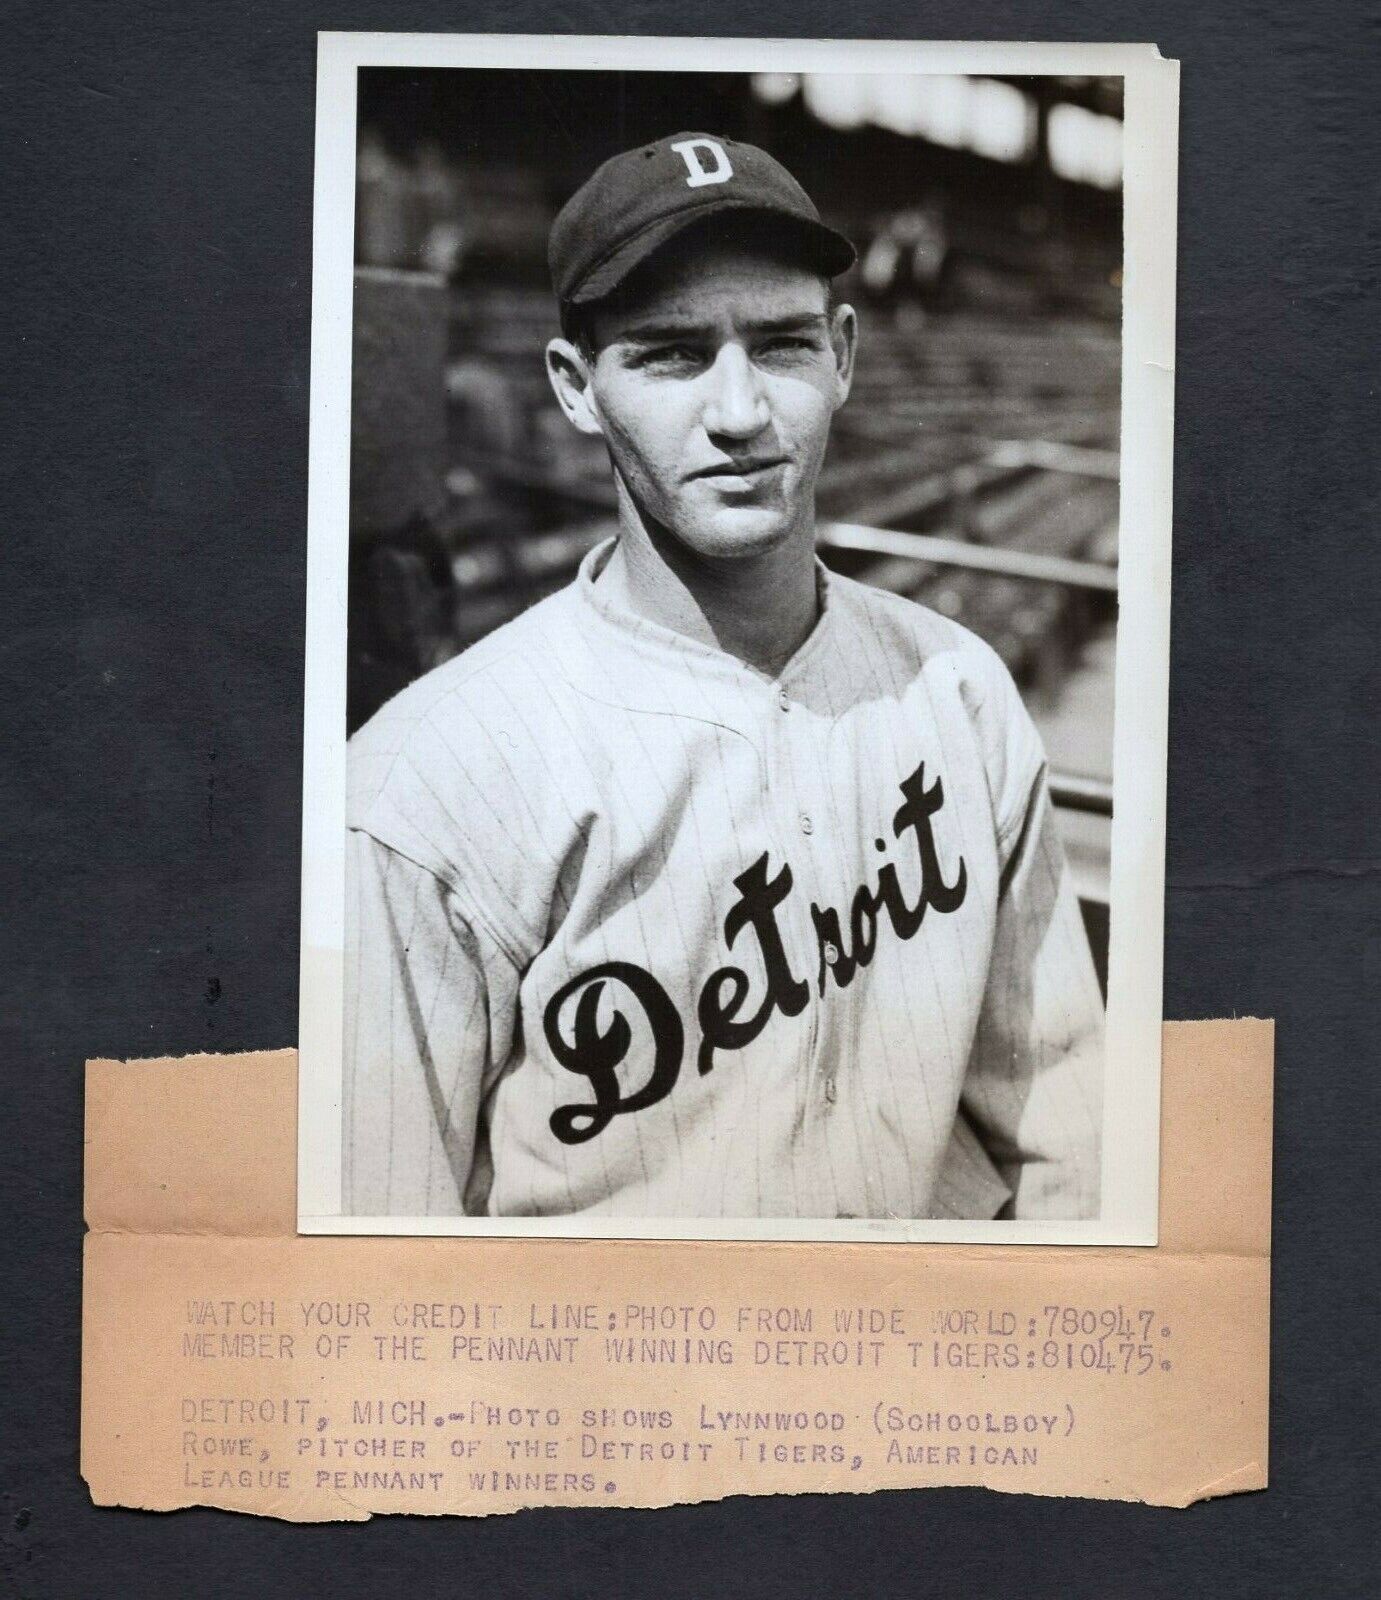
[[543, 760, 967, 1145]]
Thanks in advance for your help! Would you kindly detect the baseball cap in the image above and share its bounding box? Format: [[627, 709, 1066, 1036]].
[[549, 132, 857, 309]]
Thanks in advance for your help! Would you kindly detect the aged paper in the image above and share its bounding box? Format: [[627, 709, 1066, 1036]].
[[81, 1019, 1269, 1519]]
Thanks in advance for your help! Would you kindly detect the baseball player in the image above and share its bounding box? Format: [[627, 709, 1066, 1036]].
[[343, 133, 1104, 1222]]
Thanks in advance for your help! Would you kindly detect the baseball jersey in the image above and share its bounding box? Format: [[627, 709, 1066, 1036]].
[[343, 538, 1104, 1221]]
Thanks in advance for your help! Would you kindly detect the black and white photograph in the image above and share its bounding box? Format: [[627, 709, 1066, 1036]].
[[299, 37, 1175, 1242], [15, 3, 1381, 1587]]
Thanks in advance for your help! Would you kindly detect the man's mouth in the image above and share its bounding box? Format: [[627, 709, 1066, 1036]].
[[689, 456, 789, 483]]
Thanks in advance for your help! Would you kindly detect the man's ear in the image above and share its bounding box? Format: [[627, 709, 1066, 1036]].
[[828, 303, 858, 411], [545, 338, 605, 436]]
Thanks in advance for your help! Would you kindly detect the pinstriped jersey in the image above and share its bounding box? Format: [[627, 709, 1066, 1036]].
[[344, 538, 1104, 1220]]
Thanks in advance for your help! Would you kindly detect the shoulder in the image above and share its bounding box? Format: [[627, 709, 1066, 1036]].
[[352, 587, 570, 744], [348, 585, 579, 807], [343, 584, 598, 944], [828, 569, 1046, 844], [827, 567, 1024, 717]]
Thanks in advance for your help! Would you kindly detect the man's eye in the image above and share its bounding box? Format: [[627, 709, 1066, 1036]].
[[637, 345, 701, 368], [757, 336, 814, 358]]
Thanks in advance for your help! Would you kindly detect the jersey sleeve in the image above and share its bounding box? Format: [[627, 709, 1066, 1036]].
[[343, 827, 519, 1216], [959, 668, 1105, 1221], [927, 1105, 1016, 1220]]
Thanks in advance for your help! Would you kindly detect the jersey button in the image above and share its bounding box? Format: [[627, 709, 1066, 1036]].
[[799, 812, 813, 835], [823, 940, 839, 966], [777, 685, 790, 711], [823, 1077, 837, 1104]]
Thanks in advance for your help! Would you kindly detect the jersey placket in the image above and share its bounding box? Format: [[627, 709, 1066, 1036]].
[[768, 671, 846, 1217]]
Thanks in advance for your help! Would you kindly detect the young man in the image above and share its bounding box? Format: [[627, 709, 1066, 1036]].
[[344, 133, 1104, 1222]]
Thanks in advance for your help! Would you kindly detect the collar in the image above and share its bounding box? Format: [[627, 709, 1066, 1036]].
[[557, 537, 842, 733]]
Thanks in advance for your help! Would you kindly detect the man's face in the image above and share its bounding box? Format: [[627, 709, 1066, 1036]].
[[549, 237, 856, 563]]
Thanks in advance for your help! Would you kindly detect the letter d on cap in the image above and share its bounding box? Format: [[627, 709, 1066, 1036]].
[[670, 138, 733, 188]]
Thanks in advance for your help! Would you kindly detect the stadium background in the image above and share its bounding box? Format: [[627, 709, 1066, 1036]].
[[347, 69, 1123, 985]]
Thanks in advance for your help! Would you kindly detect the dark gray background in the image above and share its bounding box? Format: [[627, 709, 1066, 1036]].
[[3, 4, 1376, 1596]]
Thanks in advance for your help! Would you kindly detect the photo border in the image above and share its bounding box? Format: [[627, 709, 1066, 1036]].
[[297, 32, 1178, 1244]]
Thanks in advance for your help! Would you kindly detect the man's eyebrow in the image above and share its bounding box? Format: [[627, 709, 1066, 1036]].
[[749, 312, 830, 335], [614, 311, 829, 344], [614, 319, 715, 345]]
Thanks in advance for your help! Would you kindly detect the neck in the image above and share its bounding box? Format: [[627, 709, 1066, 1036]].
[[601, 499, 821, 679]]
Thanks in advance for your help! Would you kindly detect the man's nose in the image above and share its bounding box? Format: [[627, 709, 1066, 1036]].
[[701, 344, 770, 440]]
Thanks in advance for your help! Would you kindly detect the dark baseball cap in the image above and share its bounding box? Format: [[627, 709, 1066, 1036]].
[[549, 132, 856, 308]]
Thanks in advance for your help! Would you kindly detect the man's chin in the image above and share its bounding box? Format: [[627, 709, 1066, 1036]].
[[678, 510, 802, 562]]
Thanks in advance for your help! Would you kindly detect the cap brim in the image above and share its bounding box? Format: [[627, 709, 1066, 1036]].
[[568, 204, 857, 305]]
